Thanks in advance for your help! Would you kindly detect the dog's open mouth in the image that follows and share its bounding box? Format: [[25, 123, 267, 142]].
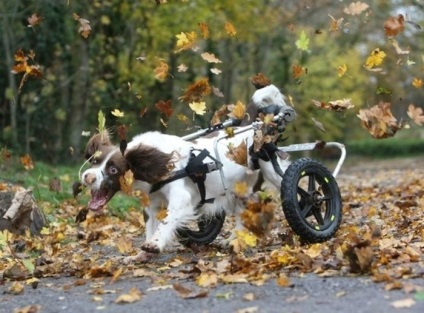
[[88, 188, 115, 211]]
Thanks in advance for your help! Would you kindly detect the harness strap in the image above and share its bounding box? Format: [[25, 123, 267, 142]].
[[149, 148, 218, 207]]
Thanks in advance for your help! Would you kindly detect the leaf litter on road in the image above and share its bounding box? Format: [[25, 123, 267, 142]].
[[1, 157, 423, 311]]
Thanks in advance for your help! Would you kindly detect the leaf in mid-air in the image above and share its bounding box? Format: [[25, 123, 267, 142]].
[[224, 22, 236, 36], [111, 109, 124, 117], [295, 30, 309, 51], [189, 101, 207, 115], [365, 48, 386, 69], [98, 110, 105, 133]]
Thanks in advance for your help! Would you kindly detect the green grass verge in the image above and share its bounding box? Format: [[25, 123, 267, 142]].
[[0, 159, 139, 221]]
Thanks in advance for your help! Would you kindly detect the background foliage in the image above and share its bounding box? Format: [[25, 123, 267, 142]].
[[0, 0, 423, 164]]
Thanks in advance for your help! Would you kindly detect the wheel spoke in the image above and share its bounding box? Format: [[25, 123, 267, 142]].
[[301, 203, 313, 218], [312, 207, 325, 225], [297, 186, 310, 198], [308, 174, 316, 192]]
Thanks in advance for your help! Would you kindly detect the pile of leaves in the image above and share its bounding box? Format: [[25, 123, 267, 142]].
[[1, 158, 423, 308]]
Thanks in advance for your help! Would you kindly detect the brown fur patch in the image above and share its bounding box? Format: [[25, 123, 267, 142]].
[[125, 144, 175, 184], [84, 131, 112, 159]]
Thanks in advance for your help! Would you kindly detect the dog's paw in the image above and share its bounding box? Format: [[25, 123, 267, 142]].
[[123, 251, 154, 264], [141, 241, 161, 254]]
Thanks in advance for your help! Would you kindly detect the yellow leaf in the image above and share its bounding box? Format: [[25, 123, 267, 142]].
[[234, 181, 248, 197], [337, 64, 347, 77], [196, 272, 218, 288], [235, 230, 257, 247], [115, 287, 142, 304], [225, 22, 237, 36], [189, 101, 207, 115], [111, 109, 124, 117], [227, 100, 246, 120], [412, 78, 423, 89], [365, 48, 386, 69], [304, 243, 322, 259], [176, 32, 190, 48], [156, 208, 168, 221]]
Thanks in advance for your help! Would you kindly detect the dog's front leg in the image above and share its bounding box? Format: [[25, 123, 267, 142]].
[[141, 187, 194, 254]]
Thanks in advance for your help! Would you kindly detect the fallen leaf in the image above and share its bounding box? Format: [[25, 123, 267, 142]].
[[391, 298, 416, 308], [115, 287, 142, 304]]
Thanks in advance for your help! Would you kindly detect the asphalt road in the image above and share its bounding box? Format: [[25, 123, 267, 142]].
[[1, 271, 424, 313]]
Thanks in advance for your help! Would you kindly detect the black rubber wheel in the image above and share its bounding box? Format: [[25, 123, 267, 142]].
[[176, 211, 226, 247], [281, 158, 342, 243]]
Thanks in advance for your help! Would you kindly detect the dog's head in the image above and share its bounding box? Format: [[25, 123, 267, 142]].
[[80, 130, 176, 212]]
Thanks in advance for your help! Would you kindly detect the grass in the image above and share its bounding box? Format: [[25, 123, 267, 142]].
[[0, 158, 140, 221]]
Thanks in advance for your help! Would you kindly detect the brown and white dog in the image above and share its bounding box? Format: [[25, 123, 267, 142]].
[[80, 125, 290, 263]]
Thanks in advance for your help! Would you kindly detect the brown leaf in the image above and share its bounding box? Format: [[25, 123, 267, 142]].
[[154, 59, 169, 81], [241, 194, 275, 237], [13, 304, 41, 313], [172, 283, 208, 299], [155, 100, 173, 118], [115, 287, 142, 304], [49, 177, 61, 193], [27, 13, 44, 28], [226, 140, 247, 166], [227, 101, 246, 120], [250, 73, 271, 89], [179, 78, 211, 103], [384, 14, 405, 37], [344, 238, 374, 273], [73, 13, 92, 38], [357, 102, 401, 139], [20, 154, 34, 170]]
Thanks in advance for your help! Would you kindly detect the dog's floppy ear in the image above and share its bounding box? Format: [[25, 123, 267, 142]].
[[125, 144, 175, 184], [84, 130, 112, 159]]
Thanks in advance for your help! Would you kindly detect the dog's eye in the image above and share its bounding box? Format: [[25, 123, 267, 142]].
[[92, 159, 99, 165], [108, 166, 118, 175]]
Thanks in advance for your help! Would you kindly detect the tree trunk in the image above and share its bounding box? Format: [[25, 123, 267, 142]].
[[1, 1, 19, 146]]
